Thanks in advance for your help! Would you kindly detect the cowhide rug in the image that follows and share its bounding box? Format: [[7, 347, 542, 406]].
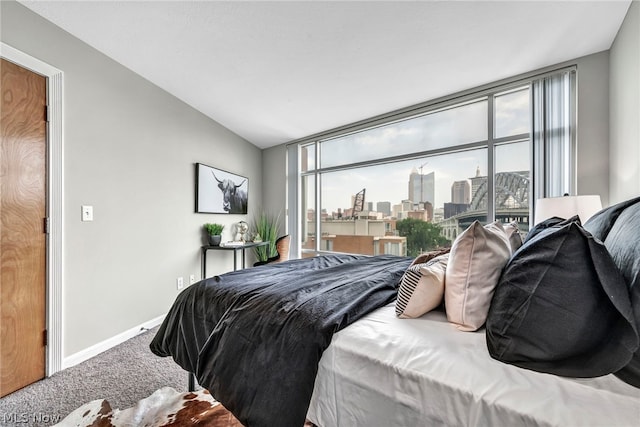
[[54, 387, 243, 427]]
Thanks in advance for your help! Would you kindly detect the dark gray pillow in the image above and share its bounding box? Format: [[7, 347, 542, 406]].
[[486, 220, 638, 378], [525, 215, 580, 243], [584, 196, 640, 242], [601, 201, 640, 387]]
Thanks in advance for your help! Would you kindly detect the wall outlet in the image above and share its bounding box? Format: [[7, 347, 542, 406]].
[[176, 277, 184, 290], [189, 274, 196, 285]]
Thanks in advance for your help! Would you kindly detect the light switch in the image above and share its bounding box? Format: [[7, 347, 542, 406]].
[[81, 205, 93, 221]]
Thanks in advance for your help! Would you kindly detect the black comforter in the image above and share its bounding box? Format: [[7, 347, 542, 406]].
[[150, 254, 411, 427]]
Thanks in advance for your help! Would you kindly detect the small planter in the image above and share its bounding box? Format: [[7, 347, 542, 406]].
[[204, 223, 224, 246]]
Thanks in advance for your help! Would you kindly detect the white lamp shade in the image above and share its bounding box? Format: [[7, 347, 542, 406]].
[[534, 195, 602, 225]]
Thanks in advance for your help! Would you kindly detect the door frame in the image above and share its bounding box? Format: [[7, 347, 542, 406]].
[[1, 42, 64, 376]]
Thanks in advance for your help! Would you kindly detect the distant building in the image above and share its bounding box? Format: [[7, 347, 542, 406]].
[[302, 219, 406, 256], [376, 201, 391, 217], [355, 210, 383, 220], [433, 207, 444, 223], [392, 200, 413, 219], [318, 234, 407, 256], [470, 166, 484, 204], [408, 168, 435, 206], [451, 180, 471, 204], [407, 209, 429, 222]]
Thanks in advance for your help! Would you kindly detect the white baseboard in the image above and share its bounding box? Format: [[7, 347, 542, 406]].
[[62, 314, 166, 370]]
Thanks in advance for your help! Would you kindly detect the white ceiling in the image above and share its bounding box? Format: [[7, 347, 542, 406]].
[[19, 1, 631, 149]]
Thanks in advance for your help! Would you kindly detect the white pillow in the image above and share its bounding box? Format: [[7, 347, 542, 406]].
[[396, 254, 449, 319], [445, 221, 511, 331]]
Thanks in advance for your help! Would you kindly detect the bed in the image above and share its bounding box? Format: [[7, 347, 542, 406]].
[[307, 304, 640, 426], [151, 196, 640, 427]]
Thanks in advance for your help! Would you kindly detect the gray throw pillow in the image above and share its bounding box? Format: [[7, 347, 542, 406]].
[[584, 196, 640, 242], [601, 200, 640, 387]]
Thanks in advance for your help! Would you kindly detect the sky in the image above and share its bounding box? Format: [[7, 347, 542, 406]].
[[313, 88, 530, 212]]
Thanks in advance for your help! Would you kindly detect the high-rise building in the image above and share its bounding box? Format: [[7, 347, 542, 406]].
[[376, 201, 391, 217], [470, 166, 485, 207], [408, 168, 435, 206], [451, 180, 471, 204]]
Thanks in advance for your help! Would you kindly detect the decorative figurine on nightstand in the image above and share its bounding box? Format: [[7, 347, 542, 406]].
[[236, 220, 249, 242]]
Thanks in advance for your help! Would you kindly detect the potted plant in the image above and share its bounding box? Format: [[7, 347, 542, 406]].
[[204, 223, 224, 246], [252, 212, 281, 262]]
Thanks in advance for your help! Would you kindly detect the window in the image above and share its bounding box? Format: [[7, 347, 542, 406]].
[[494, 87, 530, 138], [289, 68, 575, 258], [300, 173, 316, 257], [320, 99, 487, 168]]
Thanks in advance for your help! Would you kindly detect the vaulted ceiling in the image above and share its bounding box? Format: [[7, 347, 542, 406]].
[[19, 1, 631, 148]]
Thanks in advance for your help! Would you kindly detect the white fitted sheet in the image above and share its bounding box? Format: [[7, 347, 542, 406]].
[[307, 303, 640, 427]]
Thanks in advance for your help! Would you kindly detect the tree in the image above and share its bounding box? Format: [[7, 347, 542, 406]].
[[396, 218, 450, 257]]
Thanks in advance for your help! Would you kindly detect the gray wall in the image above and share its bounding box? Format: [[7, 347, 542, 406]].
[[1, 1, 262, 356], [610, 0, 640, 204], [261, 51, 615, 222], [575, 51, 611, 206]]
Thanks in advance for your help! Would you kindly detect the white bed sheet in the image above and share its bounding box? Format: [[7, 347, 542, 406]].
[[307, 303, 640, 427]]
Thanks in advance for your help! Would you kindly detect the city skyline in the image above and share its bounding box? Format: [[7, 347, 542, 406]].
[[320, 141, 529, 215]]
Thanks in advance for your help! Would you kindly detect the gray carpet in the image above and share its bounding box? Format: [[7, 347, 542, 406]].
[[0, 326, 195, 426]]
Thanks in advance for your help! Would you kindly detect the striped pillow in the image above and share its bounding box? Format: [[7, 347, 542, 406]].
[[396, 254, 449, 319], [410, 247, 451, 267]]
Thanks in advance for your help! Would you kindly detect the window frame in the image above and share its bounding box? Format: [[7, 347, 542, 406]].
[[287, 67, 576, 258]]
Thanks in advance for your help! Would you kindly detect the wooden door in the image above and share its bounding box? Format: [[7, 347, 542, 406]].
[[0, 58, 47, 397]]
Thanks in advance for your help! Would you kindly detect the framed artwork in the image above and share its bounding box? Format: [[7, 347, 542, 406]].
[[196, 163, 248, 214]]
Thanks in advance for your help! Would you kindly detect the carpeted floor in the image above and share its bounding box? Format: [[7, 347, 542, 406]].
[[0, 327, 193, 426]]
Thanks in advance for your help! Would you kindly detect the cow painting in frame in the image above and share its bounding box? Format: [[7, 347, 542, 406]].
[[196, 163, 248, 214]]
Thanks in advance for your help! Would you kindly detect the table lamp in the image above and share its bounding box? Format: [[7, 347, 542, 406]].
[[534, 194, 602, 225]]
